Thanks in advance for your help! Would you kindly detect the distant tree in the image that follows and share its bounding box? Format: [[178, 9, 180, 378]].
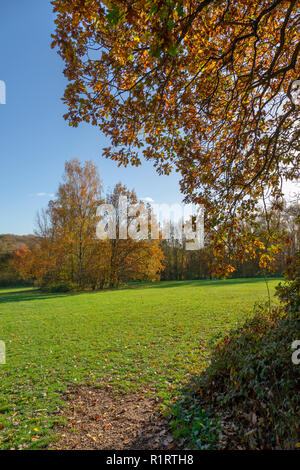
[[12, 159, 106, 289], [10, 245, 33, 283], [49, 158, 103, 287], [0, 235, 38, 286], [11, 159, 165, 290], [159, 198, 299, 280], [104, 183, 165, 287]]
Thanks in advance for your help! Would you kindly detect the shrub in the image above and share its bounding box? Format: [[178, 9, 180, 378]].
[[275, 252, 299, 312], [167, 393, 220, 450], [197, 301, 300, 449], [43, 282, 76, 293]]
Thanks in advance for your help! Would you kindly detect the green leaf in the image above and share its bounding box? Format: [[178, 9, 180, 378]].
[[176, 2, 185, 17], [167, 19, 175, 31], [148, 5, 158, 17], [168, 43, 178, 57], [149, 43, 161, 58], [106, 6, 123, 27]]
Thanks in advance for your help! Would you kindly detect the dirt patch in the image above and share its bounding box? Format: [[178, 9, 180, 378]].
[[52, 387, 180, 450]]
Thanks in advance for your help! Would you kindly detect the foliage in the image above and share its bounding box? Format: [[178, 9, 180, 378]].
[[159, 200, 299, 280], [0, 278, 278, 449], [51, 0, 299, 275], [0, 234, 37, 254], [103, 182, 165, 287], [44, 282, 77, 293], [275, 251, 300, 313], [3, 198, 298, 286], [0, 235, 38, 287], [196, 300, 300, 449], [167, 393, 219, 450], [10, 159, 165, 290]]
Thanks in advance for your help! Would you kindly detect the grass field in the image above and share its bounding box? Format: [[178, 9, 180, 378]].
[[0, 278, 280, 449]]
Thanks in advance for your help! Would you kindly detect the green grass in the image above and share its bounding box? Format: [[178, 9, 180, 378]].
[[0, 278, 280, 449]]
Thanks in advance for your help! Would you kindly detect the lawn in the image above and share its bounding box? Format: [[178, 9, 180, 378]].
[[0, 278, 280, 449]]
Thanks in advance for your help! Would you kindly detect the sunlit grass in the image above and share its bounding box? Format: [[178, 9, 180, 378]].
[[0, 278, 280, 449]]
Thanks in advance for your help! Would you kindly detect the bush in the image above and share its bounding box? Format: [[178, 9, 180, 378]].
[[167, 393, 220, 450], [43, 282, 76, 293], [197, 301, 300, 449]]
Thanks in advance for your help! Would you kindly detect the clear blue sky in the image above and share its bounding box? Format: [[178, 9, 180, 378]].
[[0, 1, 181, 235]]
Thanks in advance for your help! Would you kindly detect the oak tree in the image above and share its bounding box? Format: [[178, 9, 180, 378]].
[[52, 0, 300, 274]]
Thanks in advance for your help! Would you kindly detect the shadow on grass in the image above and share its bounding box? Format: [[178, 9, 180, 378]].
[[0, 289, 73, 304], [131, 277, 282, 290], [0, 277, 282, 304]]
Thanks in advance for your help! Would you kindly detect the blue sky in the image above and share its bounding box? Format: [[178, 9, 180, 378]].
[[0, 1, 182, 235]]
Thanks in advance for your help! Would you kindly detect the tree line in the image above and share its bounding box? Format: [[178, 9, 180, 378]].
[[161, 199, 299, 280], [1, 158, 298, 290], [9, 159, 164, 291]]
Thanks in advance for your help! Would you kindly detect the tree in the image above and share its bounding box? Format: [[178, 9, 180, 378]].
[[51, 0, 299, 275], [11, 159, 107, 289], [104, 183, 165, 287], [10, 245, 34, 283], [0, 235, 38, 286], [11, 159, 165, 290], [49, 158, 103, 287]]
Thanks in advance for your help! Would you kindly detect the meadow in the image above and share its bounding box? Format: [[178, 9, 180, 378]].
[[0, 278, 280, 449]]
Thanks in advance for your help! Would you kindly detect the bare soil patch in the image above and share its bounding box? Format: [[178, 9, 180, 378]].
[[52, 387, 180, 450]]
